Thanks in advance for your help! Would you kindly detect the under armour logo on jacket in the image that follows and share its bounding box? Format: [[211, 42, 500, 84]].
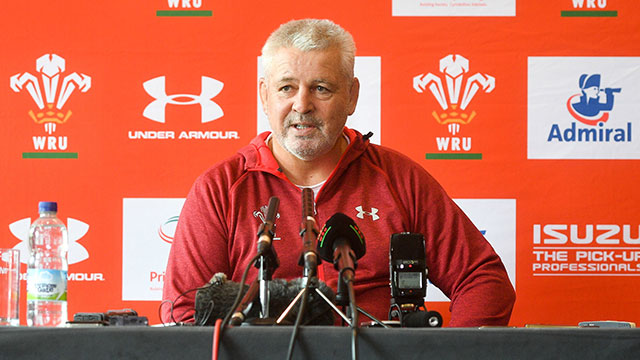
[[143, 76, 224, 123], [355, 206, 379, 221]]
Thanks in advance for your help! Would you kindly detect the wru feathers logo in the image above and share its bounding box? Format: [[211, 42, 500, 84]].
[[10, 54, 91, 135], [413, 54, 494, 135]]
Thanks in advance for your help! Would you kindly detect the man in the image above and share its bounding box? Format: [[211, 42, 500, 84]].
[[162, 19, 515, 327]]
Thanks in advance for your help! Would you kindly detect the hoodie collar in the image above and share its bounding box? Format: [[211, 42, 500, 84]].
[[239, 127, 370, 181]]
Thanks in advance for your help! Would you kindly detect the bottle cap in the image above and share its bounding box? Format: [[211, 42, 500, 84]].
[[38, 201, 58, 213]]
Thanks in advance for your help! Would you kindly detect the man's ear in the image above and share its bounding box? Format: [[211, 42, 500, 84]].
[[259, 77, 268, 114], [347, 77, 360, 116]]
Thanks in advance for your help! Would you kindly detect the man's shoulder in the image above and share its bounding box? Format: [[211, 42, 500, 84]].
[[194, 152, 249, 189], [362, 143, 424, 172], [194, 134, 271, 185], [356, 142, 445, 193]]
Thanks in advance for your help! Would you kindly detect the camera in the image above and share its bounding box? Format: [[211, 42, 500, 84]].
[[388, 232, 442, 327], [390, 232, 427, 303]]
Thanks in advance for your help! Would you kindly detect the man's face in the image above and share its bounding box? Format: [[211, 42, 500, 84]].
[[259, 47, 359, 161]]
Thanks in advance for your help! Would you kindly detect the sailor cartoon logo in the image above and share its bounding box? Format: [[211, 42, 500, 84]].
[[567, 74, 621, 126], [547, 73, 629, 143]]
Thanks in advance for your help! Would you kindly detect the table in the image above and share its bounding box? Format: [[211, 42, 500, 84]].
[[1, 325, 639, 359]]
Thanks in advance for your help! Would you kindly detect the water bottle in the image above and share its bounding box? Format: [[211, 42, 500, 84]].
[[27, 201, 68, 327]]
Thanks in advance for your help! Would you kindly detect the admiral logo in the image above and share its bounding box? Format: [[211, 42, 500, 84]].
[[532, 224, 640, 276], [414, 54, 494, 160], [547, 73, 630, 143], [157, 0, 212, 17], [128, 75, 239, 141], [567, 74, 620, 125], [10, 54, 91, 159], [528, 57, 640, 159], [8, 216, 104, 282], [562, 0, 617, 17]]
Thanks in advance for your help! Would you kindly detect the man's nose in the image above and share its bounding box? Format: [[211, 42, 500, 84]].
[[292, 88, 314, 114]]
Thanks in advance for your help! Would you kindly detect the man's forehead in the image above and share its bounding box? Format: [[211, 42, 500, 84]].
[[267, 47, 343, 80], [273, 75, 335, 85]]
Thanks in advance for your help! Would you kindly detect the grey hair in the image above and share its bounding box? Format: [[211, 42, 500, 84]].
[[261, 19, 356, 80]]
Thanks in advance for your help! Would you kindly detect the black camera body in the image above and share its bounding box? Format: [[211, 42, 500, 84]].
[[389, 232, 442, 328], [390, 232, 427, 304]]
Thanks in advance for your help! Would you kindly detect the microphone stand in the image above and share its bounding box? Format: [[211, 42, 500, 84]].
[[256, 196, 280, 322], [257, 244, 279, 321], [334, 273, 389, 328], [228, 234, 280, 326], [276, 272, 353, 325], [278, 189, 352, 326], [231, 196, 280, 326]]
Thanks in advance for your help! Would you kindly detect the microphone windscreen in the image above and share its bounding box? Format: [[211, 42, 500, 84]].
[[268, 278, 336, 326], [194, 274, 336, 326], [194, 273, 257, 325], [317, 213, 366, 261]]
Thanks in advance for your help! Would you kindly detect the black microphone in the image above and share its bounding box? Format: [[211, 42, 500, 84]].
[[317, 213, 365, 327], [256, 196, 279, 255], [299, 188, 320, 277], [194, 273, 335, 326], [316, 213, 366, 275], [229, 279, 261, 325], [401, 310, 443, 328]]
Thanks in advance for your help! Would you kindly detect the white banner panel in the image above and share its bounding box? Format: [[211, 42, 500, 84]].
[[528, 57, 640, 159], [392, 0, 515, 17], [426, 199, 516, 302], [122, 198, 185, 301]]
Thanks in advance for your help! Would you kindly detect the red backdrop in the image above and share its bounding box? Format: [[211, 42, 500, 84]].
[[1, 0, 639, 327]]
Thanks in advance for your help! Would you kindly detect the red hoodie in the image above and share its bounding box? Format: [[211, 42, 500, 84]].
[[162, 128, 515, 326]]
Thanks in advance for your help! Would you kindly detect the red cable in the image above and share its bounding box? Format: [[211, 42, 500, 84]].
[[212, 318, 222, 360]]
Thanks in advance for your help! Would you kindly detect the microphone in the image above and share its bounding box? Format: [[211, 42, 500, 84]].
[[316, 213, 366, 277], [299, 188, 320, 277], [256, 196, 279, 255], [401, 310, 443, 328], [194, 273, 335, 326], [316, 213, 365, 328], [229, 279, 260, 325]]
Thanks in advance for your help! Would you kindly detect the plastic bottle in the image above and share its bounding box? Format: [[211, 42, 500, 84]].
[[27, 201, 68, 327]]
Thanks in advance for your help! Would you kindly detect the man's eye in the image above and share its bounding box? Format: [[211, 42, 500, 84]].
[[316, 86, 328, 92], [279, 85, 291, 92]]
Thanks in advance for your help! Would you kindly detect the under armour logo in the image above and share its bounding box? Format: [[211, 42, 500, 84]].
[[9, 217, 90, 265], [143, 76, 224, 123], [355, 206, 379, 221]]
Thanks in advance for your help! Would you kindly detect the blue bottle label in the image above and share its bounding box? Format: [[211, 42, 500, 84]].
[[27, 269, 67, 301]]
